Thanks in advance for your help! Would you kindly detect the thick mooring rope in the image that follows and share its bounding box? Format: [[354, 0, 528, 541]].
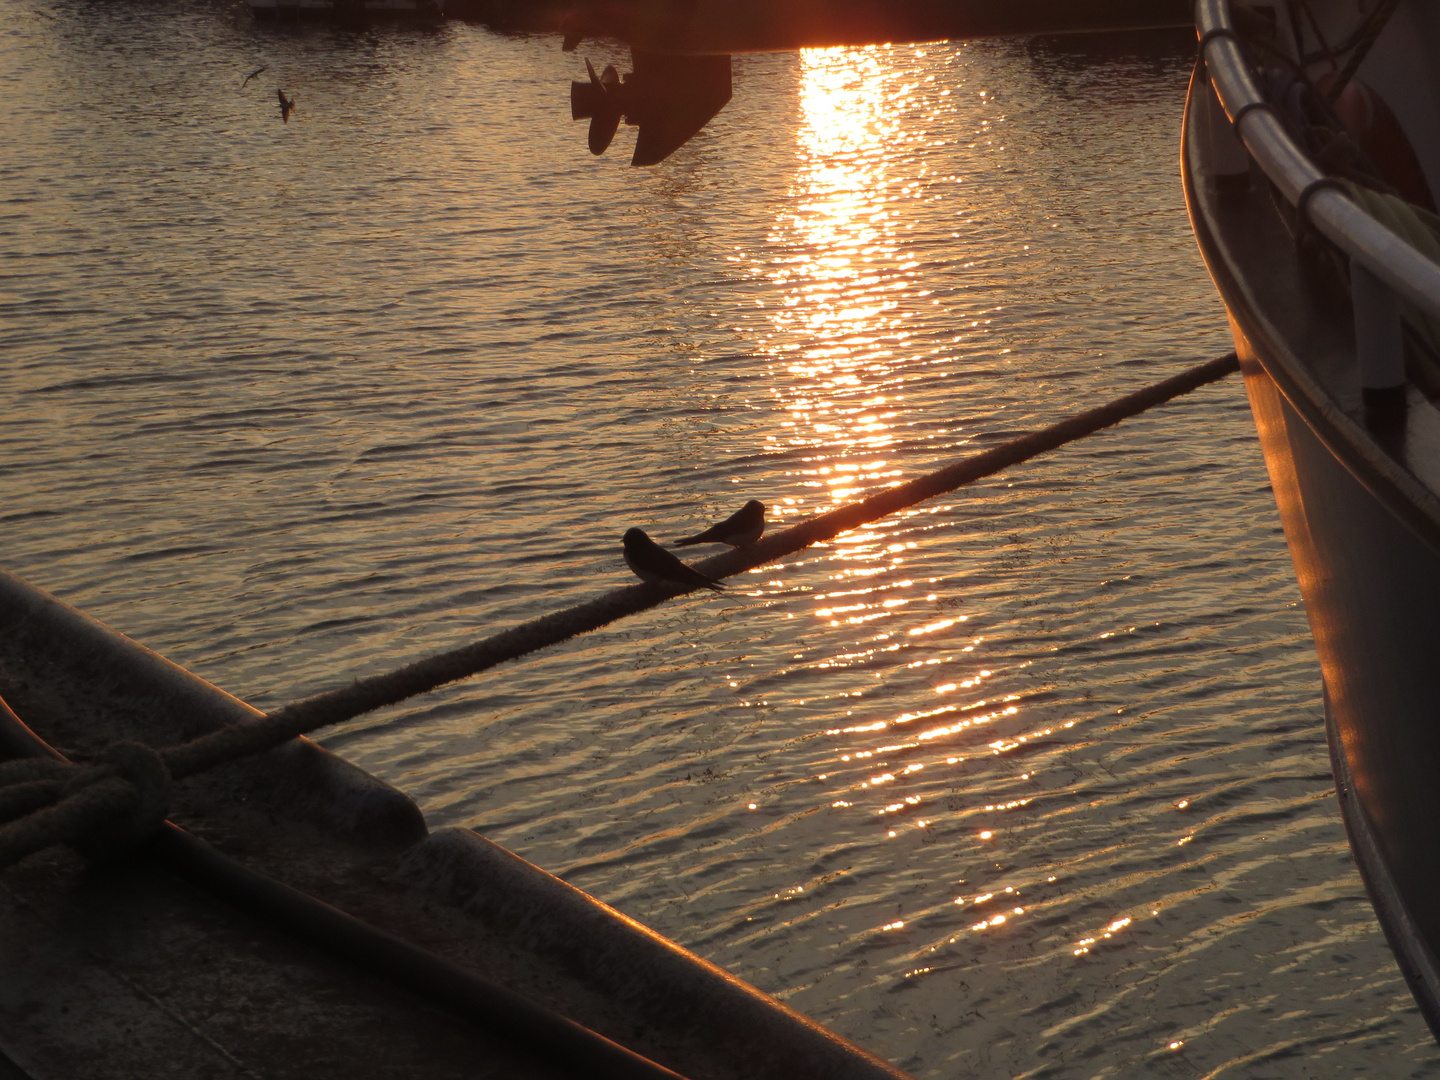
[[0, 352, 1239, 866]]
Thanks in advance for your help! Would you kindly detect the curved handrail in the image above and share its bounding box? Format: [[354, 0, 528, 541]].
[[1195, 0, 1440, 322]]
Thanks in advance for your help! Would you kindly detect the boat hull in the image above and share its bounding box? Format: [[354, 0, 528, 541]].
[[249, 0, 443, 23], [1231, 319, 1440, 1031], [1183, 67, 1440, 1034]]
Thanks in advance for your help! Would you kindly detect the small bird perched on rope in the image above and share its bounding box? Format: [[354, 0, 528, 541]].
[[674, 499, 765, 548], [277, 88, 297, 123], [241, 64, 269, 89], [623, 528, 724, 592]]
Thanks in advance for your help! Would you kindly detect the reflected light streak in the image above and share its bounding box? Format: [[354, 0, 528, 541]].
[[764, 52, 1045, 868], [760, 46, 936, 493]]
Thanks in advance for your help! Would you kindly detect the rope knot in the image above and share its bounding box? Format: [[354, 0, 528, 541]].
[[64, 741, 171, 861]]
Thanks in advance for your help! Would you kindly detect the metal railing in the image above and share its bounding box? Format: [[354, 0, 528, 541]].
[[1195, 0, 1440, 392]]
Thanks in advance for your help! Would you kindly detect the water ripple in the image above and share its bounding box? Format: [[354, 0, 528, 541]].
[[0, 6, 1434, 1077]]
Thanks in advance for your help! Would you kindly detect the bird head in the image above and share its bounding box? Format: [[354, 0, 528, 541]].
[[623, 527, 648, 547]]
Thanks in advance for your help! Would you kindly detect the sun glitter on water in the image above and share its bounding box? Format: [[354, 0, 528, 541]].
[[760, 46, 936, 498]]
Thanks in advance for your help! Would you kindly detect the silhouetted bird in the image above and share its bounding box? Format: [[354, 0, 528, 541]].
[[675, 500, 765, 547], [241, 65, 269, 89], [623, 528, 724, 592], [277, 89, 296, 123]]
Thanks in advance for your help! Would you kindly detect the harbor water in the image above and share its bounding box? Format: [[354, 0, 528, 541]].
[[2, 2, 1437, 1075]]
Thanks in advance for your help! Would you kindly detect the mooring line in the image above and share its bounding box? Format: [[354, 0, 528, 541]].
[[0, 352, 1238, 865], [162, 352, 1240, 779]]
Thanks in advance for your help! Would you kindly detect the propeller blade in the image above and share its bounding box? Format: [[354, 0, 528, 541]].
[[581, 57, 624, 153], [589, 111, 622, 155]]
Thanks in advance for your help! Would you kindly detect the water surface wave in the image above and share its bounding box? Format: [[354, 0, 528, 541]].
[[1, 6, 1434, 1076]]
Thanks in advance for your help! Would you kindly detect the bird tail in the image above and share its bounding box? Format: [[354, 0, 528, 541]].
[[704, 579, 725, 593], [674, 534, 705, 547]]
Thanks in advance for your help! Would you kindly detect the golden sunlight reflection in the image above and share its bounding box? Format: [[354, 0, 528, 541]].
[[745, 49, 992, 810], [746, 46, 1048, 878], [757, 46, 944, 508]]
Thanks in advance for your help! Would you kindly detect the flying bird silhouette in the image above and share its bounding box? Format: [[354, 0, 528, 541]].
[[675, 500, 765, 548], [277, 88, 296, 123], [623, 528, 724, 593], [241, 65, 269, 89]]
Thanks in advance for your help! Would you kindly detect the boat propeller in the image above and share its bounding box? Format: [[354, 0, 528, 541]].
[[569, 50, 732, 166], [572, 58, 626, 156]]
